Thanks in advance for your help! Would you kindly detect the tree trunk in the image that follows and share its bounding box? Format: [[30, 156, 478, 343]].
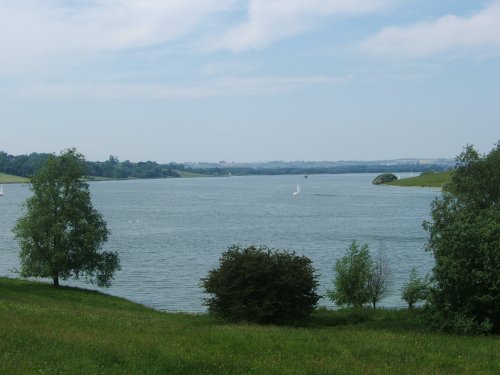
[[52, 276, 59, 287], [372, 301, 376, 309]]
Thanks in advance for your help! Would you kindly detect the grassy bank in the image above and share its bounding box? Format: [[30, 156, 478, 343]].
[[0, 277, 498, 374], [175, 170, 210, 178], [0, 172, 29, 184], [387, 171, 453, 188]]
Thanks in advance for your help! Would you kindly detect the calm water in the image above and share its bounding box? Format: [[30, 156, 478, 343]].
[[0, 174, 438, 311]]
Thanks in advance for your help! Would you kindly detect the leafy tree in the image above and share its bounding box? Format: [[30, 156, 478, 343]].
[[13, 149, 120, 287], [328, 241, 372, 307], [202, 245, 320, 324], [366, 248, 391, 309], [423, 143, 500, 333], [401, 267, 429, 309]]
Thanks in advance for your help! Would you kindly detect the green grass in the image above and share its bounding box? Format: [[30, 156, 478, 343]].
[[387, 171, 453, 188], [1, 277, 498, 374], [0, 172, 29, 184]]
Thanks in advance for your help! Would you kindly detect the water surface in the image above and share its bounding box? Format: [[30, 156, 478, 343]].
[[0, 174, 438, 311]]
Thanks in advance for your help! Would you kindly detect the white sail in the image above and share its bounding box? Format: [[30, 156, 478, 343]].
[[293, 181, 300, 195], [0, 185, 4, 196]]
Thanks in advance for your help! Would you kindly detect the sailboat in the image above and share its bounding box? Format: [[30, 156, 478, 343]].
[[0, 185, 4, 196], [293, 181, 300, 196]]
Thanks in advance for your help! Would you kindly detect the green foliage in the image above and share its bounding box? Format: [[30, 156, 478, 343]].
[[86, 155, 182, 179], [202, 245, 320, 324], [13, 149, 120, 287], [0, 150, 183, 180], [372, 173, 398, 185], [328, 242, 391, 309], [0, 151, 51, 177], [328, 241, 372, 307], [401, 267, 429, 308], [425, 310, 494, 335], [423, 142, 500, 334]]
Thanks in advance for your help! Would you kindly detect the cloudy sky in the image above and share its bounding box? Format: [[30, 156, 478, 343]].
[[1, 0, 499, 162]]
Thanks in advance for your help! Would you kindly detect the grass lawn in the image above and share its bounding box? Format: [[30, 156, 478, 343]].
[[387, 171, 453, 188], [0, 172, 29, 184], [0, 277, 498, 374]]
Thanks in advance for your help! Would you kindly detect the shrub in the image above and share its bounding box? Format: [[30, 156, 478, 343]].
[[425, 309, 494, 335], [401, 267, 429, 309], [202, 245, 320, 324]]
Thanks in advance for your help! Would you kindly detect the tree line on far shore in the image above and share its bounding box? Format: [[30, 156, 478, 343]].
[[0, 150, 452, 179], [0, 151, 182, 179]]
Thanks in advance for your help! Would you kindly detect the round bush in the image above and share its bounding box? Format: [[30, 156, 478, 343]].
[[202, 245, 320, 324], [372, 173, 398, 185]]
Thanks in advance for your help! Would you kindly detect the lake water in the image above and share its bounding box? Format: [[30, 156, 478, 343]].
[[0, 174, 439, 312]]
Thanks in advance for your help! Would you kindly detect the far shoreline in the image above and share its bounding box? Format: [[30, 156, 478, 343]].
[[1, 170, 453, 187]]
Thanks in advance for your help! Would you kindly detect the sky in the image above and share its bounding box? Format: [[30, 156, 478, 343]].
[[1, 0, 499, 163]]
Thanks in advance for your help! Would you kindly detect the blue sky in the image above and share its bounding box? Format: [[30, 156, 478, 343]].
[[1, 0, 499, 162]]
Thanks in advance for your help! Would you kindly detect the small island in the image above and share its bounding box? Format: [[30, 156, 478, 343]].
[[372, 173, 398, 185]]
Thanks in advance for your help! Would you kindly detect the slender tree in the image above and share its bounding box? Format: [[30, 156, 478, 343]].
[[13, 149, 120, 287], [366, 247, 391, 309]]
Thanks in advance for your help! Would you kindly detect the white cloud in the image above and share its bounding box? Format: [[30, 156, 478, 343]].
[[359, 2, 500, 58], [0, 0, 234, 75], [0, 0, 393, 76], [209, 0, 393, 51], [1, 75, 350, 100]]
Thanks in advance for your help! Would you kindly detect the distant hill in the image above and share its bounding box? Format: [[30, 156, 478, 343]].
[[183, 159, 454, 176], [187, 158, 454, 171]]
